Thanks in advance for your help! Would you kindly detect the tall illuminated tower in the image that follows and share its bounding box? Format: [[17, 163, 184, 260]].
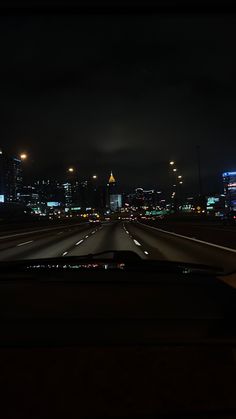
[[106, 171, 122, 211], [108, 171, 116, 190]]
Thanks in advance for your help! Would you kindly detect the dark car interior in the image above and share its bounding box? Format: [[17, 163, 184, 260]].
[[0, 254, 236, 418]]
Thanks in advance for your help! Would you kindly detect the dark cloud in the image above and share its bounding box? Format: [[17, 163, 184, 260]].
[[0, 14, 236, 193]]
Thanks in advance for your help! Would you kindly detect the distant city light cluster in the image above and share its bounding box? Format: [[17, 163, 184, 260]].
[[0, 148, 234, 219]]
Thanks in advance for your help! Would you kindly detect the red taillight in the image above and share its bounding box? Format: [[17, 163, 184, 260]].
[[233, 215, 236, 219]]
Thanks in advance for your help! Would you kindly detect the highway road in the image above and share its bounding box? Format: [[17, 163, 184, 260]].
[[0, 220, 235, 272]]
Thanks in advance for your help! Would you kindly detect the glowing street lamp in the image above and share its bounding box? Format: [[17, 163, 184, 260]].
[[92, 175, 97, 179], [178, 175, 182, 179], [68, 167, 74, 173], [169, 161, 175, 165], [20, 153, 28, 160], [179, 181, 183, 184], [173, 168, 177, 172]]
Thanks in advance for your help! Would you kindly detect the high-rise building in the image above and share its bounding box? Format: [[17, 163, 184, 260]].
[[20, 185, 39, 207], [132, 188, 158, 208], [63, 182, 73, 207], [34, 180, 65, 209], [106, 171, 122, 211], [79, 181, 89, 209], [109, 194, 122, 211], [108, 171, 116, 186], [79, 179, 102, 210], [63, 170, 81, 208], [223, 171, 236, 211], [0, 151, 22, 202]]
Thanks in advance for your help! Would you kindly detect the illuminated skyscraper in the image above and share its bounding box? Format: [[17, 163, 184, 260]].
[[222, 171, 236, 211], [132, 188, 159, 208], [106, 171, 122, 211], [110, 194, 122, 211], [108, 171, 116, 189], [0, 151, 22, 202]]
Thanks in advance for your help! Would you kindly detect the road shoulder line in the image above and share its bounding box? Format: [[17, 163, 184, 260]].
[[138, 222, 236, 254]]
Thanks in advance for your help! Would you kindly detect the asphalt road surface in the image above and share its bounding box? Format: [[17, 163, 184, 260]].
[[0, 220, 235, 272], [141, 219, 236, 250]]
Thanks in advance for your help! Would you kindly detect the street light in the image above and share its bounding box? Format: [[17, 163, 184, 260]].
[[173, 168, 177, 172], [178, 175, 182, 179], [169, 161, 175, 165], [68, 167, 74, 173], [92, 175, 97, 179], [179, 181, 183, 184], [20, 153, 27, 160]]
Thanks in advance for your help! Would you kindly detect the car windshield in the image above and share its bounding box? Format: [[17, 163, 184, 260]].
[[0, 3, 235, 274]]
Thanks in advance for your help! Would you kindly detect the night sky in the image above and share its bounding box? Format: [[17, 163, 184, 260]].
[[1, 11, 236, 193]]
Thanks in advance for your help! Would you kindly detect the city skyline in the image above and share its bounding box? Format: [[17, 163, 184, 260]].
[[0, 146, 233, 197], [1, 145, 235, 214]]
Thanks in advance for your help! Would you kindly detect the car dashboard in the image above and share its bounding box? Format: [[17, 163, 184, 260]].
[[0, 266, 236, 419]]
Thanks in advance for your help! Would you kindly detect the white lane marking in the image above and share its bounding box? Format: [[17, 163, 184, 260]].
[[138, 222, 236, 254], [92, 231, 96, 234], [144, 250, 149, 255], [57, 232, 63, 235], [17, 240, 33, 247], [85, 235, 89, 239], [0, 223, 90, 240], [133, 239, 141, 246], [76, 240, 83, 246], [62, 251, 68, 256]]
